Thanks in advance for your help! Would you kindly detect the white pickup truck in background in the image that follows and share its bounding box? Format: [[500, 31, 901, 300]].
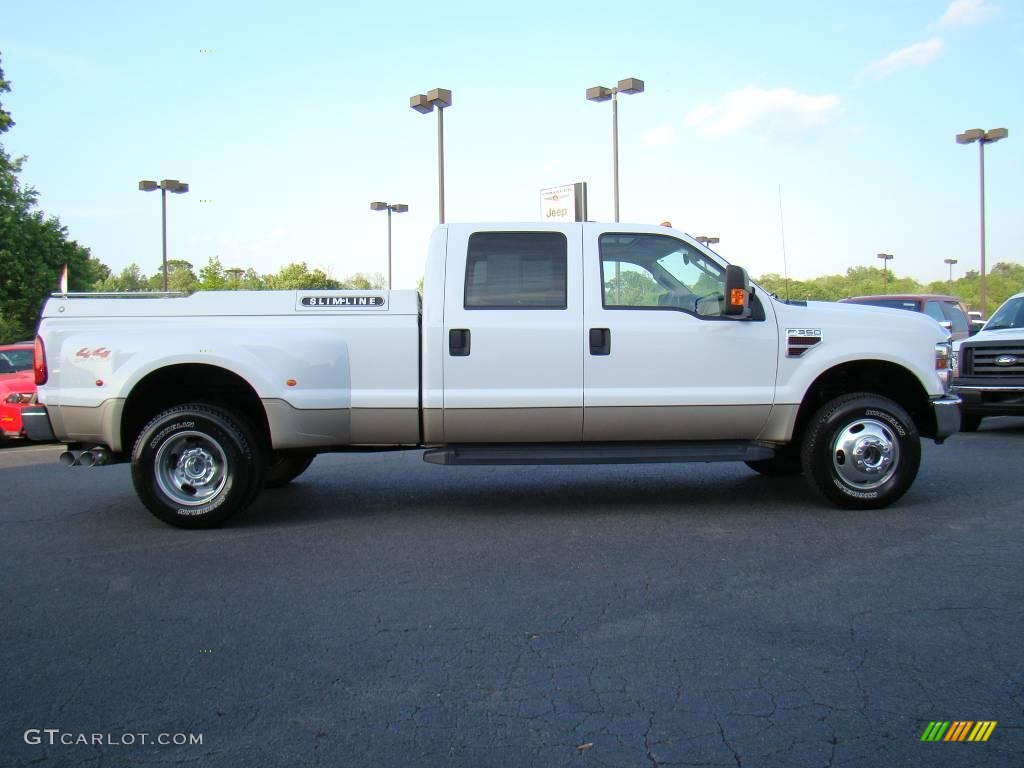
[[24, 222, 960, 527]]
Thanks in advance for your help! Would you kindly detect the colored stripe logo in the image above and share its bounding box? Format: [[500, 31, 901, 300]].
[[921, 721, 997, 742]]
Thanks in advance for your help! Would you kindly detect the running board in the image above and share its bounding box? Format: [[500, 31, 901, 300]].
[[422, 441, 775, 466]]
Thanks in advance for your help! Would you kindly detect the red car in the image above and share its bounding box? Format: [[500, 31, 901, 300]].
[[0, 342, 36, 441], [839, 294, 972, 342]]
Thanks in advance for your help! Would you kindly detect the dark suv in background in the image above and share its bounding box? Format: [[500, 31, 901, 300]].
[[839, 294, 972, 341]]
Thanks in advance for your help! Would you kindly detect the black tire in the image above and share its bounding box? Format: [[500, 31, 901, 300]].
[[959, 414, 983, 432], [745, 446, 802, 476], [264, 454, 315, 488], [801, 393, 920, 510], [131, 403, 265, 529]]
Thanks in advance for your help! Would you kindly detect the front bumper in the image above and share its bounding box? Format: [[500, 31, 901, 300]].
[[953, 378, 1024, 417], [931, 395, 961, 442], [21, 404, 56, 442]]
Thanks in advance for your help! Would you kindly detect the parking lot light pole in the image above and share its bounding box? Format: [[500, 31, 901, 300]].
[[139, 179, 190, 291], [586, 77, 644, 223], [877, 253, 893, 291], [410, 89, 452, 224], [944, 258, 958, 290], [697, 235, 720, 248], [956, 127, 1009, 315], [370, 202, 408, 289]]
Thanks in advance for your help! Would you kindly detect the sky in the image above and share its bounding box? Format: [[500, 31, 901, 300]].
[[2, 0, 1022, 289]]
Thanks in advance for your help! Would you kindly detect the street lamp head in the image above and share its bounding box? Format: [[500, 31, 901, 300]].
[[697, 235, 719, 245], [410, 94, 434, 114], [876, 253, 893, 259], [586, 85, 613, 102], [984, 127, 1008, 143], [617, 77, 644, 94], [138, 180, 158, 192], [370, 202, 388, 211], [956, 128, 984, 144], [944, 258, 958, 265], [426, 88, 452, 108], [158, 179, 188, 193], [391, 204, 409, 213]]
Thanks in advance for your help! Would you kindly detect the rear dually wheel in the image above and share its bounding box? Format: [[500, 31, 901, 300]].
[[131, 403, 265, 528]]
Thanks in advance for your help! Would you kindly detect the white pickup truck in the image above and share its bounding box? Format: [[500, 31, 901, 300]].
[[24, 223, 960, 527]]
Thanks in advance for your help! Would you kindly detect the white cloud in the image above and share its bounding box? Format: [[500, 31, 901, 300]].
[[867, 37, 945, 77], [683, 87, 840, 139], [939, 0, 998, 26], [640, 123, 674, 147]]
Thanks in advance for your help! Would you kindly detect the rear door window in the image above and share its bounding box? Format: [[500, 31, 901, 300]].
[[464, 232, 567, 309]]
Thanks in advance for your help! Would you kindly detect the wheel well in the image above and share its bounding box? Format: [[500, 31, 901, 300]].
[[794, 361, 936, 442], [120, 364, 270, 455]]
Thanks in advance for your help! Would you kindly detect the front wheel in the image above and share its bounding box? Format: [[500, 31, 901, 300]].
[[131, 403, 265, 528], [801, 393, 920, 509]]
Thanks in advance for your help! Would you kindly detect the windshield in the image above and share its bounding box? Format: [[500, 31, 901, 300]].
[[0, 348, 33, 374], [984, 297, 1024, 330]]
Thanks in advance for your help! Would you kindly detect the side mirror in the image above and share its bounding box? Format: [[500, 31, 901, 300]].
[[723, 265, 751, 317]]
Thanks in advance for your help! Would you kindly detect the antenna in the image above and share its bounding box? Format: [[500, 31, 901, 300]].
[[778, 185, 791, 301]]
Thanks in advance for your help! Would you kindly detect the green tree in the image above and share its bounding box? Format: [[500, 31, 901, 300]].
[[0, 57, 12, 134], [230, 268, 265, 290], [96, 263, 148, 292], [758, 262, 1022, 313], [198, 256, 227, 290], [339, 271, 385, 290], [147, 260, 200, 293], [0, 53, 107, 341], [263, 262, 341, 290], [604, 269, 663, 306]]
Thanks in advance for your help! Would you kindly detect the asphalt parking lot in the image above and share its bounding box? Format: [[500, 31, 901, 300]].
[[2, 420, 1022, 767]]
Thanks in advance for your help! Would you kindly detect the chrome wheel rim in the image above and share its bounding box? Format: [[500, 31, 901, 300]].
[[155, 431, 228, 506], [831, 418, 900, 491]]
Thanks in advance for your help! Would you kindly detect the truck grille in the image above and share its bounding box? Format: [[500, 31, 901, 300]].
[[963, 344, 1024, 376]]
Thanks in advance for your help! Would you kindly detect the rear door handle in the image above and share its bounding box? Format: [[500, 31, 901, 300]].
[[589, 328, 610, 356], [449, 329, 471, 356]]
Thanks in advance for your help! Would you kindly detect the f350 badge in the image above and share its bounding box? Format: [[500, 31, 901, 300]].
[[786, 329, 822, 358]]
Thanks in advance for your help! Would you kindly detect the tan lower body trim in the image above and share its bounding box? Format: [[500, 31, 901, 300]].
[[433, 404, 777, 443], [48, 400, 126, 451], [443, 407, 583, 443], [263, 400, 419, 448], [423, 408, 444, 444], [756, 403, 800, 442], [350, 408, 419, 444], [583, 405, 772, 441]]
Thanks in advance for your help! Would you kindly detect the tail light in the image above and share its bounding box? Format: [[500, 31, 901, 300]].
[[34, 335, 48, 385]]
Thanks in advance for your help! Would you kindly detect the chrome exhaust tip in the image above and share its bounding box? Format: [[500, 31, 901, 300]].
[[59, 451, 79, 467], [78, 450, 96, 468]]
